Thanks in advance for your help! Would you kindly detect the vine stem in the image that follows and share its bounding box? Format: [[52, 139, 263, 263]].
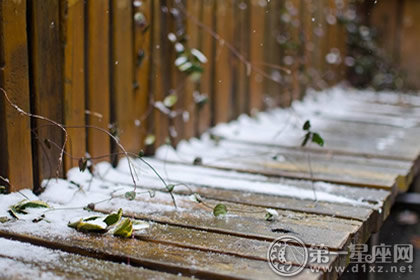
[[1, 87, 68, 179]]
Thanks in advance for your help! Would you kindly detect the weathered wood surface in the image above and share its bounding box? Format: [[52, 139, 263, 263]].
[[0, 237, 182, 280], [0, 0, 34, 192], [2, 90, 420, 279]]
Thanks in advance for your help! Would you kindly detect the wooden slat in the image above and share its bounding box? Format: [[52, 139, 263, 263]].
[[0, 238, 181, 280], [168, 138, 412, 190], [183, 0, 200, 140], [235, 0, 250, 116], [249, 0, 265, 114], [28, 0, 64, 184], [104, 158, 391, 231], [0, 229, 320, 280], [133, 0, 152, 149], [263, 0, 284, 107], [0, 0, 34, 192], [111, 0, 137, 155], [61, 0, 86, 170], [213, 0, 234, 124], [196, 0, 213, 135], [86, 0, 111, 161], [151, 0, 170, 148]]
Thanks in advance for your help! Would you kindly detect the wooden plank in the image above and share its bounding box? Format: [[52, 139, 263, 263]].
[[0, 0, 34, 192], [399, 0, 420, 89], [167, 138, 412, 190], [0, 229, 320, 280], [133, 0, 152, 150], [263, 0, 284, 107], [0, 238, 181, 280], [61, 0, 86, 170], [107, 158, 391, 232], [211, 112, 420, 162], [196, 0, 213, 135], [86, 0, 111, 161], [28, 0, 64, 183], [111, 0, 137, 155], [183, 0, 200, 140], [150, 0, 170, 148], [249, 0, 265, 114], [235, 0, 250, 116], [213, 0, 234, 124]]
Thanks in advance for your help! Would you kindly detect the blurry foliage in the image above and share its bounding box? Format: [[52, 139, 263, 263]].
[[340, 4, 405, 90]]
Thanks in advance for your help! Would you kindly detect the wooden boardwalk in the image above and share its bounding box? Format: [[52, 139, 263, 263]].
[[1, 89, 420, 279]]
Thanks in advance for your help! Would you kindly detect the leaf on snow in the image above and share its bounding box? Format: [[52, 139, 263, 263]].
[[113, 218, 133, 238], [301, 132, 311, 147], [303, 120, 311, 131], [213, 203, 228, 217], [103, 208, 123, 227]]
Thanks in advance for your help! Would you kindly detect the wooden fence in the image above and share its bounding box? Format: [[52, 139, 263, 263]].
[[0, 0, 348, 192], [366, 0, 420, 90]]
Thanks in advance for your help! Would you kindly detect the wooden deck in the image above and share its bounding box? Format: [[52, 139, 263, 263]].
[[1, 89, 420, 279]]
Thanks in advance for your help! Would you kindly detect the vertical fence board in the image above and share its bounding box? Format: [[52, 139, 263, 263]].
[[196, 0, 213, 135], [28, 0, 64, 186], [213, 0, 234, 124], [111, 0, 137, 155], [86, 0, 111, 162], [0, 0, 34, 192], [399, 0, 420, 89], [183, 0, 201, 140], [249, 0, 265, 114], [151, 0, 170, 148], [61, 0, 86, 170], [133, 0, 152, 150], [235, 0, 250, 116], [264, 0, 283, 107]]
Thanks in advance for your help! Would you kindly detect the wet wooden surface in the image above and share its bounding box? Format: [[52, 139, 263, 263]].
[[1, 91, 420, 279]]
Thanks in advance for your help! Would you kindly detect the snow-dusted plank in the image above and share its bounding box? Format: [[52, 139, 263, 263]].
[[0, 192, 335, 278], [211, 110, 420, 162], [0, 237, 181, 280], [38, 180, 365, 250], [0, 192, 322, 279], [105, 158, 391, 225], [155, 139, 411, 191]]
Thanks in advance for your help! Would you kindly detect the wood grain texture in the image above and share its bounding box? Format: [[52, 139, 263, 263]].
[[133, 0, 152, 151], [197, 0, 213, 135], [111, 0, 137, 155], [61, 0, 86, 171], [213, 0, 234, 124], [86, 0, 111, 162], [249, 0, 265, 114], [150, 0, 170, 148], [28, 0, 64, 185], [0, 0, 34, 192]]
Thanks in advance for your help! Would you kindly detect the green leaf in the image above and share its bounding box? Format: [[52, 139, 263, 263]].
[[0, 186, 6, 194], [312, 133, 324, 147], [163, 94, 178, 108], [68, 218, 82, 229], [0, 216, 10, 223], [301, 132, 311, 147], [213, 203, 228, 217], [103, 208, 122, 227], [138, 150, 145, 157], [166, 184, 175, 192], [144, 134, 156, 146], [113, 218, 133, 238], [76, 220, 107, 233], [265, 209, 278, 221], [303, 120, 311, 131], [125, 191, 136, 201], [10, 200, 50, 216]]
